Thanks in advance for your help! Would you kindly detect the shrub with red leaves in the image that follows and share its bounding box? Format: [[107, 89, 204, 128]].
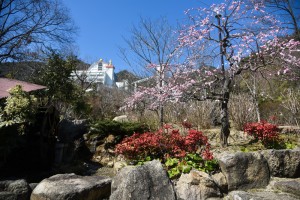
[[243, 121, 280, 147], [115, 129, 212, 161], [182, 121, 192, 129]]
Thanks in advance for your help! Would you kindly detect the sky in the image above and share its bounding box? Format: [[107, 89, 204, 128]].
[[61, 0, 210, 72]]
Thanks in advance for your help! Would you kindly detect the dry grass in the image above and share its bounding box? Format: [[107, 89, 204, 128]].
[[202, 127, 300, 157]]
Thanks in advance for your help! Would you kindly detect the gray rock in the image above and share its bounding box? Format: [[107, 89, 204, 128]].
[[29, 183, 38, 191], [175, 170, 222, 200], [113, 161, 127, 174], [30, 173, 111, 200], [273, 179, 300, 197], [58, 119, 88, 142], [0, 191, 17, 200], [225, 190, 299, 200], [0, 179, 30, 200], [113, 115, 128, 122], [110, 160, 176, 200], [224, 191, 264, 200], [212, 172, 228, 193], [260, 149, 300, 178], [218, 152, 270, 191]]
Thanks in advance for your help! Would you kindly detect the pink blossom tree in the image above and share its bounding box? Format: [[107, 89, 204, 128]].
[[120, 17, 181, 127], [123, 0, 300, 147]]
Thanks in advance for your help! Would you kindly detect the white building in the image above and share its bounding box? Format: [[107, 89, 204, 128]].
[[71, 59, 128, 90]]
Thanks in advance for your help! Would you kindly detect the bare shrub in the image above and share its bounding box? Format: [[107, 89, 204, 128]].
[[187, 101, 219, 129], [138, 110, 160, 131], [229, 94, 257, 130], [281, 89, 300, 126], [87, 86, 127, 120], [163, 100, 218, 129], [164, 103, 187, 124]]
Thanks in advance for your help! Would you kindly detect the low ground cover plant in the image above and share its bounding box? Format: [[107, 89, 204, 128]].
[[115, 125, 219, 178], [165, 153, 219, 178]]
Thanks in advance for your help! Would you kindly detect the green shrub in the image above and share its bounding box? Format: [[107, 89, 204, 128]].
[[0, 125, 20, 163], [0, 85, 37, 130], [89, 120, 149, 143], [284, 141, 296, 149]]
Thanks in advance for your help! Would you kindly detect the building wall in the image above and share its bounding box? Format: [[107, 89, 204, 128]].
[[105, 67, 115, 86], [71, 58, 127, 89]]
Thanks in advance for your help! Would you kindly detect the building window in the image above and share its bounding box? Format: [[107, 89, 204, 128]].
[[98, 62, 102, 71]]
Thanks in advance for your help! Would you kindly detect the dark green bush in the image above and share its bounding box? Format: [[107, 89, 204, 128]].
[[0, 125, 20, 165], [89, 120, 149, 143]]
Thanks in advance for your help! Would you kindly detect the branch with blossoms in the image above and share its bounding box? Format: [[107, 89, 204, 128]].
[[179, 0, 299, 91], [121, 63, 199, 111]]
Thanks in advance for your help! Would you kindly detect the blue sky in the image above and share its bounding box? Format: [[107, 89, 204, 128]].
[[62, 0, 210, 72]]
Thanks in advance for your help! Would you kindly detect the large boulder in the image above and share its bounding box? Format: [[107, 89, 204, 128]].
[[260, 149, 300, 178], [218, 152, 270, 191], [224, 190, 299, 200], [58, 119, 88, 142], [212, 172, 228, 193], [225, 177, 300, 200], [30, 173, 111, 200], [0, 191, 18, 200], [113, 161, 127, 174], [56, 119, 89, 163], [112, 115, 128, 123], [272, 179, 300, 197], [0, 179, 30, 200], [110, 160, 176, 200], [175, 170, 222, 200]]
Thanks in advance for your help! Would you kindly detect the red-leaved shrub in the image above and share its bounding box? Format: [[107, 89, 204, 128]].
[[115, 129, 212, 161], [243, 121, 280, 146], [182, 121, 192, 129]]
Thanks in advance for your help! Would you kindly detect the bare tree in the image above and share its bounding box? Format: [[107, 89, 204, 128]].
[[251, 0, 300, 38], [239, 71, 269, 122], [281, 88, 300, 126], [229, 94, 257, 130], [88, 85, 127, 120], [0, 0, 77, 63], [121, 17, 179, 126]]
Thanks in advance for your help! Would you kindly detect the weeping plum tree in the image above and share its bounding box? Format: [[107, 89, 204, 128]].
[[179, 0, 299, 146], [122, 0, 300, 147]]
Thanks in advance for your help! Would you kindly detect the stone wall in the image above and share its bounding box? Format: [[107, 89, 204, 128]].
[[111, 149, 300, 200], [1, 149, 299, 200]]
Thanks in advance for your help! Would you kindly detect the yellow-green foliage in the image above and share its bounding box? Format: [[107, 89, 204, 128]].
[[0, 85, 37, 129]]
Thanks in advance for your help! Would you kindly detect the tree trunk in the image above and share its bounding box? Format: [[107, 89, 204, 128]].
[[253, 78, 261, 122], [220, 79, 231, 147], [160, 105, 164, 127], [286, 0, 299, 39], [254, 99, 261, 122], [158, 66, 165, 127], [220, 99, 230, 147]]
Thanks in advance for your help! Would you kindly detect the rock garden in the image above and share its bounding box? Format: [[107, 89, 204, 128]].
[[1, 117, 299, 200]]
